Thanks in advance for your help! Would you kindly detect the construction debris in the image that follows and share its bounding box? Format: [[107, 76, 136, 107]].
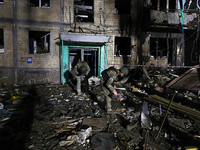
[[0, 66, 200, 150]]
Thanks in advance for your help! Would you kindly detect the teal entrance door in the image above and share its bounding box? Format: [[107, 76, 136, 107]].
[[61, 43, 107, 85]]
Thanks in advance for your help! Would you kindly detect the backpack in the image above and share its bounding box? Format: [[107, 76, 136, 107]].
[[101, 66, 118, 81]]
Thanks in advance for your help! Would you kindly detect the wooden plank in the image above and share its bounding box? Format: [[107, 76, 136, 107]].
[[82, 118, 107, 129], [143, 95, 200, 120]]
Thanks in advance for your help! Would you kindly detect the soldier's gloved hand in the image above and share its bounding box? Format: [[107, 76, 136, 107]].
[[113, 91, 118, 96]]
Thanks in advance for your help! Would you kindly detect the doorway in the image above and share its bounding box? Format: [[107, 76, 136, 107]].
[[62, 44, 107, 85], [69, 48, 98, 79]]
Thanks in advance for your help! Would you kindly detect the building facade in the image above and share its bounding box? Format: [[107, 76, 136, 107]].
[[0, 0, 199, 85]]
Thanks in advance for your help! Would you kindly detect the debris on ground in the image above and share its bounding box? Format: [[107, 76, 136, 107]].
[[0, 67, 200, 150]]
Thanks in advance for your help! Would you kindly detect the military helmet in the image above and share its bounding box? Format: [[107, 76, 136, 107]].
[[78, 65, 87, 74], [120, 67, 129, 76]]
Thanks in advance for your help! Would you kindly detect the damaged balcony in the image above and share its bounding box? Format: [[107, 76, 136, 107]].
[[147, 0, 200, 30], [74, 0, 94, 23]]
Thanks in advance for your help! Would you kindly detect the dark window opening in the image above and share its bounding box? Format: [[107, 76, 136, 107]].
[[0, 29, 4, 53], [169, 0, 176, 11], [115, 0, 131, 14], [29, 31, 50, 54], [0, 0, 4, 3], [150, 0, 176, 11], [115, 37, 131, 56], [160, 0, 167, 11], [29, 0, 50, 8], [184, 0, 199, 9], [74, 0, 94, 22], [150, 0, 158, 10], [150, 37, 175, 65]]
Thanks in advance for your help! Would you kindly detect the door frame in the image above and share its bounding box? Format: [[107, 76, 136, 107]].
[[61, 42, 107, 84]]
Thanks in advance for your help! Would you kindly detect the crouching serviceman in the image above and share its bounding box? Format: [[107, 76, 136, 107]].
[[69, 61, 90, 96], [100, 66, 129, 112]]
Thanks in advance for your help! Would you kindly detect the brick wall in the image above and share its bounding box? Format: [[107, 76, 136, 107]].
[[0, 1, 13, 18], [18, 0, 61, 22], [17, 69, 60, 85], [0, 23, 13, 67], [64, 0, 73, 23], [0, 0, 140, 85], [17, 24, 60, 69]]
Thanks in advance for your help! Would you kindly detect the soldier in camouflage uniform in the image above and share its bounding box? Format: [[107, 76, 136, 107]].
[[100, 66, 129, 112], [70, 61, 90, 95]]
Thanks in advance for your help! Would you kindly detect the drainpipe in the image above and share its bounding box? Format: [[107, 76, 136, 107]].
[[105, 43, 108, 68], [13, 0, 18, 84], [104, 0, 106, 33]]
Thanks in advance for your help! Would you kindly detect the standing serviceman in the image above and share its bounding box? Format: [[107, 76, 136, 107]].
[[69, 61, 90, 96], [100, 66, 129, 112]]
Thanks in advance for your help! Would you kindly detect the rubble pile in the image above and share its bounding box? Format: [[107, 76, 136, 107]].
[[0, 67, 200, 150], [0, 84, 107, 150]]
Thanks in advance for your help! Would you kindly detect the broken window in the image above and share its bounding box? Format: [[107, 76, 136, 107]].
[[74, 0, 94, 22], [115, 37, 131, 56], [150, 37, 176, 65], [115, 0, 131, 14], [184, 0, 200, 9], [0, 28, 4, 53], [29, 31, 50, 54], [29, 0, 50, 8], [150, 0, 176, 11]]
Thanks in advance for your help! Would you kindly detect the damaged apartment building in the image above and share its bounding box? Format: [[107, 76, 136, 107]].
[[0, 0, 200, 85]]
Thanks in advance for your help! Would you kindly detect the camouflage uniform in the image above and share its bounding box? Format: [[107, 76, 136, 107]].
[[70, 61, 90, 95], [100, 69, 120, 111]]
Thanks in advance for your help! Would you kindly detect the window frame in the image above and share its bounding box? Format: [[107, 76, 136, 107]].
[[115, 0, 131, 14], [114, 36, 132, 57], [150, 0, 176, 12], [0, 28, 5, 54], [28, 30, 51, 55], [150, 37, 176, 65], [29, 0, 51, 8], [74, 0, 94, 23]]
